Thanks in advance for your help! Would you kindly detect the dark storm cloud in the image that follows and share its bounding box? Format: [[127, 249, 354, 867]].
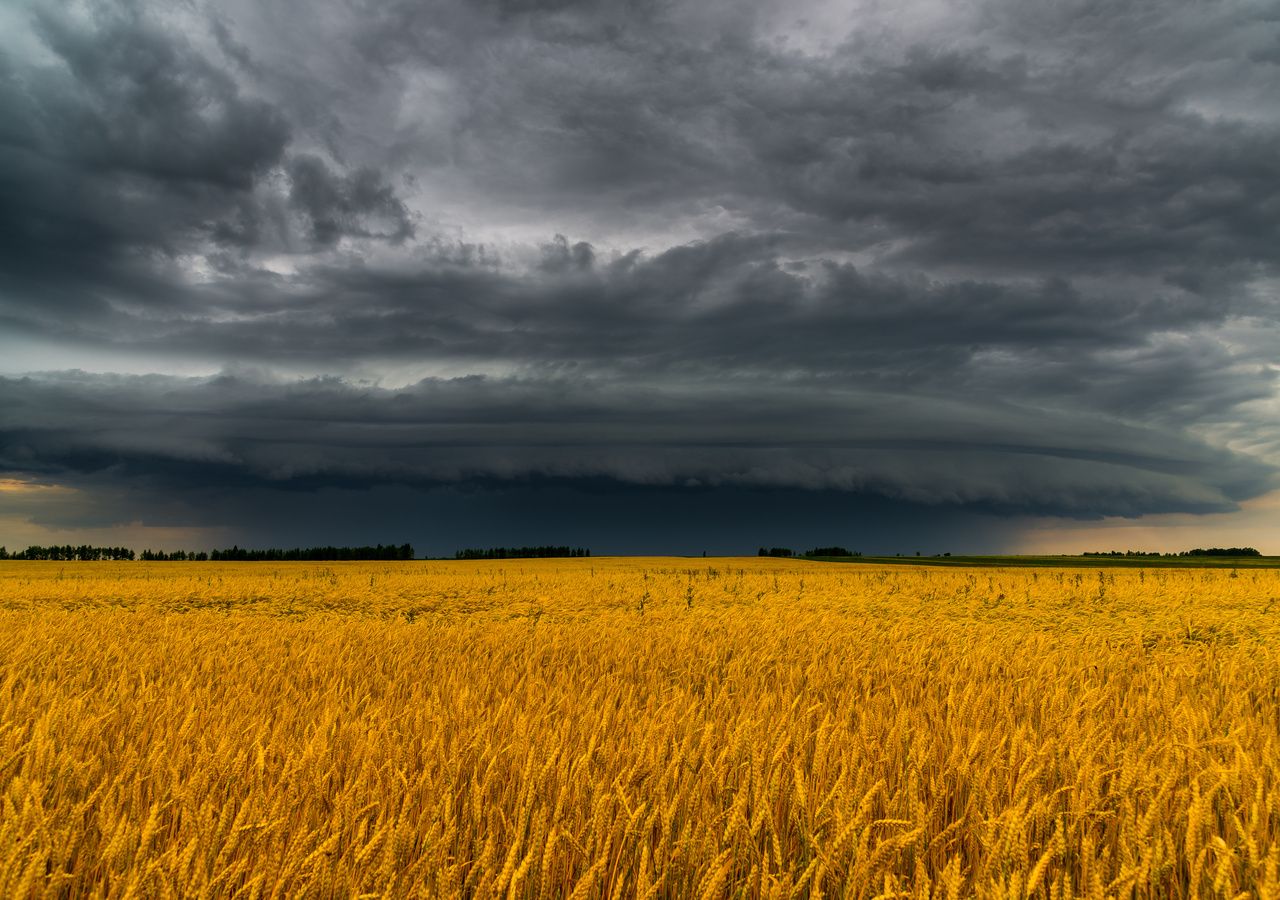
[[285, 155, 415, 247], [0, 1, 414, 316], [3, 232, 1262, 375], [0, 0, 1278, 537], [1, 370, 1271, 518], [336, 0, 1280, 276], [0, 5, 284, 277], [22, 4, 287, 187]]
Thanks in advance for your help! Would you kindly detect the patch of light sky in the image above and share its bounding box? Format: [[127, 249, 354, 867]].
[[0, 334, 220, 378], [0, 330, 526, 387], [1015, 489, 1280, 555], [0, 513, 232, 554], [756, 0, 983, 58]]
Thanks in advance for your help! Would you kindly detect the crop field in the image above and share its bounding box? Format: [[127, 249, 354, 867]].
[[1, 559, 1279, 898]]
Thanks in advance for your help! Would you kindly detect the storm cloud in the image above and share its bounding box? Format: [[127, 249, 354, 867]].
[[0, 0, 1277, 549]]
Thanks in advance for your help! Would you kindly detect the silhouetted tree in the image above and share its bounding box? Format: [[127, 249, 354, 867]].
[[454, 546, 589, 560]]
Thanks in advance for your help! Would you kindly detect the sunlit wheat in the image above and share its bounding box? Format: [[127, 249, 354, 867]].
[[1, 558, 1277, 897]]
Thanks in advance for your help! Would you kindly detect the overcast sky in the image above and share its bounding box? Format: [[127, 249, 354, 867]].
[[1, 0, 1278, 555]]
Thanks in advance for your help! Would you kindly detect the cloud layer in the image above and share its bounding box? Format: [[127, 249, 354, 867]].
[[1, 0, 1278, 542]]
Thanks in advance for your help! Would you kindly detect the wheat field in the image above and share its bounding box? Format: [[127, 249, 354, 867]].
[[0, 558, 1278, 898]]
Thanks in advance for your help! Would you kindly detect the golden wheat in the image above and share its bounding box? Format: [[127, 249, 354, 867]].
[[0, 558, 1278, 898]]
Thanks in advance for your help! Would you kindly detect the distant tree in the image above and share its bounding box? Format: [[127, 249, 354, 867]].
[[803, 546, 859, 558], [454, 546, 589, 560], [211, 544, 414, 561], [1183, 547, 1261, 557], [2, 543, 415, 561], [4, 544, 134, 561], [140, 549, 210, 561], [1084, 547, 1261, 559]]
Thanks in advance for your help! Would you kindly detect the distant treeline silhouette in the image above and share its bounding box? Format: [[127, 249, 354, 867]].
[[211, 544, 415, 561], [1083, 547, 1262, 558], [0, 544, 416, 561], [454, 546, 590, 560], [0, 544, 136, 561], [758, 546, 863, 558]]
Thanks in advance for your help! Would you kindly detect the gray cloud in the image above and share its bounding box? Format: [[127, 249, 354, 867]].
[[285, 155, 415, 247], [0, 0, 1278, 542], [0, 370, 1271, 519], [24, 4, 288, 188]]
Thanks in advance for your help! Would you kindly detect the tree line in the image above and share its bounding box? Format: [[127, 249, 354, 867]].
[[1083, 547, 1262, 558], [0, 544, 415, 561], [0, 545, 136, 561], [758, 546, 862, 558], [210, 544, 415, 561], [454, 546, 591, 560]]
